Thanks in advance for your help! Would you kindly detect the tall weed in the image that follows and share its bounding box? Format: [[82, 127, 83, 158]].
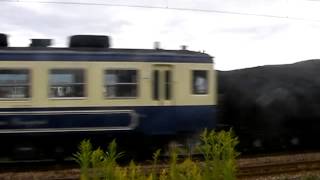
[[199, 129, 239, 180], [73, 139, 93, 180], [73, 129, 239, 180]]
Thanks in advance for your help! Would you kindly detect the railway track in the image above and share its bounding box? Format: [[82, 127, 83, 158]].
[[238, 158, 320, 179], [2, 152, 320, 179], [237, 151, 320, 179]]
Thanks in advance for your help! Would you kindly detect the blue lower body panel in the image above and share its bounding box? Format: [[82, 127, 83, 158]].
[[136, 105, 216, 135], [0, 105, 216, 135]]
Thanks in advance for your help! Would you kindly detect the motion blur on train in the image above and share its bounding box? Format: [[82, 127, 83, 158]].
[[218, 60, 320, 151], [0, 33, 217, 159]]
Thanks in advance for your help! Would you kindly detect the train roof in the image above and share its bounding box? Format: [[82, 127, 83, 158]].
[[0, 47, 213, 64]]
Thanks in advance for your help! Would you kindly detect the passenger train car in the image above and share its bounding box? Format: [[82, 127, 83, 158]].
[[0, 34, 217, 159]]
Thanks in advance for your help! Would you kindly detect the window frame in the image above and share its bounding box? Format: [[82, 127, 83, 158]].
[[103, 68, 139, 99], [48, 68, 87, 99], [0, 68, 31, 101], [191, 70, 209, 95]]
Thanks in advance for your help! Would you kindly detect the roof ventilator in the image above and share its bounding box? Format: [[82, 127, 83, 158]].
[[154, 41, 161, 50], [0, 34, 8, 47], [30, 39, 52, 47], [181, 45, 187, 50], [69, 35, 110, 48]]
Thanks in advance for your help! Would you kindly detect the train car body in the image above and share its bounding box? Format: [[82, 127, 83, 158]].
[[0, 35, 217, 158]]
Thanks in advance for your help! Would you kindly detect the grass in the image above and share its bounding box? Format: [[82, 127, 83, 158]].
[[73, 129, 239, 180]]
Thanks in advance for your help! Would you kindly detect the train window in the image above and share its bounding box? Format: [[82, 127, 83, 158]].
[[104, 70, 137, 98], [152, 70, 159, 100], [165, 70, 172, 100], [192, 70, 208, 94], [49, 69, 85, 98], [0, 69, 30, 99]]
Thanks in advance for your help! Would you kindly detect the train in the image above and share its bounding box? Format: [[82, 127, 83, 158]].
[[0, 34, 217, 159], [2, 32, 315, 160]]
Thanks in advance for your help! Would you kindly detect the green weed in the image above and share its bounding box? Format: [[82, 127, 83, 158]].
[[73, 129, 239, 180]]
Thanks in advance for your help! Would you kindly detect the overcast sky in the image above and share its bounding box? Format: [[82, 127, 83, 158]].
[[2, 0, 320, 70]]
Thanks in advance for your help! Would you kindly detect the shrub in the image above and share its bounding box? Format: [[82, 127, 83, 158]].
[[73, 129, 239, 180], [73, 139, 92, 180], [198, 129, 239, 180]]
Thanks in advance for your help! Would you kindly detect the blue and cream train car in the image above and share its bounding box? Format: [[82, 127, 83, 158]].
[[0, 34, 217, 158]]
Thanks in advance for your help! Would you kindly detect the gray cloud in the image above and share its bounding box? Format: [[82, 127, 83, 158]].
[[2, 0, 320, 70], [0, 3, 131, 45]]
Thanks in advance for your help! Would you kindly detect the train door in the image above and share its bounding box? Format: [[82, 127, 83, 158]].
[[152, 65, 174, 105]]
